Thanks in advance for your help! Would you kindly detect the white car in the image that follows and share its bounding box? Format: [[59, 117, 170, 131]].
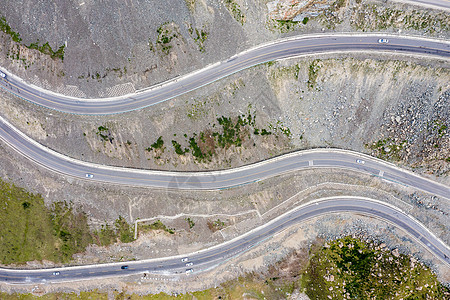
[[378, 38, 389, 44], [0, 71, 6, 78], [185, 268, 193, 274], [181, 257, 189, 262], [85, 173, 94, 179], [52, 271, 60, 276], [186, 262, 193, 267], [356, 159, 365, 164]]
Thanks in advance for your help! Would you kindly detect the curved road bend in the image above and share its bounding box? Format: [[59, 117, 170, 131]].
[[0, 115, 449, 199], [0, 197, 448, 284], [0, 35, 449, 115]]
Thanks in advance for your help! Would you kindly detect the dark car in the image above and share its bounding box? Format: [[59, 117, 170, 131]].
[[121, 265, 128, 270]]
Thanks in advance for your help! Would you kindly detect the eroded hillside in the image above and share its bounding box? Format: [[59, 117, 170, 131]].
[[1, 56, 448, 180]]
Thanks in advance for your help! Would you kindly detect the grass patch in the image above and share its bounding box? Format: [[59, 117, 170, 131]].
[[0, 179, 91, 264], [151, 136, 164, 150], [172, 140, 189, 155], [0, 178, 136, 264]]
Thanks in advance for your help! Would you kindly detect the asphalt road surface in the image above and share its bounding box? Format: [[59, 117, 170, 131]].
[[0, 197, 448, 284], [1, 115, 449, 199], [0, 34, 449, 115]]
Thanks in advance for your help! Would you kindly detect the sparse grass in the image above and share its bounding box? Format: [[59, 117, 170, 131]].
[[188, 24, 208, 52], [138, 220, 175, 235], [366, 138, 407, 161], [151, 136, 164, 150], [224, 0, 245, 25], [155, 23, 177, 55], [51, 202, 93, 262], [0, 16, 22, 42], [207, 219, 226, 232], [1, 237, 448, 299], [307, 60, 321, 89], [186, 217, 195, 229], [274, 19, 300, 33], [318, 0, 347, 29], [351, 4, 449, 34], [0, 16, 65, 61], [0, 291, 108, 300], [180, 108, 290, 161], [96, 125, 113, 142], [28, 41, 65, 61]]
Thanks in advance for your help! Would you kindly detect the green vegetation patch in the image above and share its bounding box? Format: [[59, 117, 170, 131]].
[[155, 23, 178, 55], [92, 216, 135, 246], [366, 137, 407, 161], [172, 140, 189, 155], [28, 41, 65, 61], [51, 202, 93, 262], [0, 16, 22, 42], [150, 136, 164, 150], [0, 178, 136, 265], [302, 236, 448, 299], [96, 125, 113, 142], [174, 107, 291, 161], [187, 24, 208, 52], [186, 217, 195, 229], [0, 179, 91, 264]]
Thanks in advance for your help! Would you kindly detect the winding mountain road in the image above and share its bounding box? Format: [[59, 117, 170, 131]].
[[0, 115, 449, 199], [1, 34, 449, 115], [0, 197, 448, 284], [0, 26, 449, 285]]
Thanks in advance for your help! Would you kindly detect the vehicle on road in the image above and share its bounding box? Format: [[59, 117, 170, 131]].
[[52, 271, 60, 276], [378, 38, 389, 44], [121, 265, 128, 270], [186, 262, 193, 267], [356, 159, 365, 164], [185, 268, 193, 274], [85, 173, 94, 178], [0, 71, 6, 78], [181, 257, 189, 262]]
